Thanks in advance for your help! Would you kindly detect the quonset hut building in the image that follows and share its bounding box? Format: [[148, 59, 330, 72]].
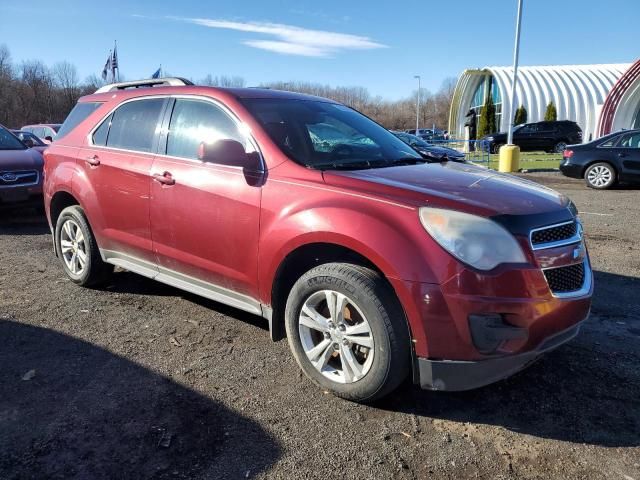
[[449, 59, 640, 143]]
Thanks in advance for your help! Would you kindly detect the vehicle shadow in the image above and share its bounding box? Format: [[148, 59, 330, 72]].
[[105, 271, 270, 333], [0, 319, 281, 479], [377, 269, 640, 448]]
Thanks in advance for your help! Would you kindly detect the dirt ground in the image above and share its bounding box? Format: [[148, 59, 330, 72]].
[[0, 172, 638, 480]]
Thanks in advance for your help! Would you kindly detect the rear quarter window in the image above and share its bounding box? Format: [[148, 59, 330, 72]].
[[57, 102, 103, 140]]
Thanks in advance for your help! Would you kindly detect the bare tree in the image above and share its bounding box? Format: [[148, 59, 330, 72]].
[[53, 61, 80, 113], [198, 75, 246, 87], [0, 44, 457, 132]]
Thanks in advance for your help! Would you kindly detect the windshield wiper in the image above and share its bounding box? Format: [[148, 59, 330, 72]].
[[314, 157, 429, 170], [386, 157, 429, 166], [313, 159, 390, 170]]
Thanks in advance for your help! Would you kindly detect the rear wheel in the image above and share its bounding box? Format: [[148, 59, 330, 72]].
[[285, 263, 410, 402], [55, 206, 113, 286], [554, 141, 568, 153], [584, 162, 616, 189]]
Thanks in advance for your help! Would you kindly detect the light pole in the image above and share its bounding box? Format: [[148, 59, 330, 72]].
[[499, 0, 523, 172], [414, 75, 421, 133], [507, 0, 523, 146]]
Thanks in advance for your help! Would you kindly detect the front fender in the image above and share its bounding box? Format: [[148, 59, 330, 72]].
[[258, 196, 450, 305]]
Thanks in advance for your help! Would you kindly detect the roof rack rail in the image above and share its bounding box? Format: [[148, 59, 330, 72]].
[[94, 77, 194, 94]]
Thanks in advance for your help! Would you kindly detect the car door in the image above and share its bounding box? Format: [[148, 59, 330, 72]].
[[615, 131, 640, 181], [149, 97, 263, 307], [78, 97, 168, 271], [513, 124, 535, 150], [533, 122, 557, 151]]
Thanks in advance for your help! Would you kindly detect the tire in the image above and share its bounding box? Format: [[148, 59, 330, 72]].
[[553, 141, 568, 153], [285, 263, 410, 402], [54, 205, 113, 286], [490, 143, 503, 154], [584, 162, 616, 189]]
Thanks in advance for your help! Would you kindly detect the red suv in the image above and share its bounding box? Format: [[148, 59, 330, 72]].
[[44, 78, 593, 402]]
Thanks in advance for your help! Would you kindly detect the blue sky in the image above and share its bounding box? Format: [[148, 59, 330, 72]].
[[1, 0, 637, 99]]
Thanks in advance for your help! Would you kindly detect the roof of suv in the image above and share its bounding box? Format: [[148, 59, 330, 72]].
[[82, 82, 338, 105]]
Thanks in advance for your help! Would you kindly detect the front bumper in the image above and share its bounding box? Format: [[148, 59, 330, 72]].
[[0, 188, 43, 209], [417, 319, 584, 391]]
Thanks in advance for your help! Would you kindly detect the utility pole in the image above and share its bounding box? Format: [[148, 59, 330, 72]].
[[507, 0, 523, 146], [414, 75, 421, 133]]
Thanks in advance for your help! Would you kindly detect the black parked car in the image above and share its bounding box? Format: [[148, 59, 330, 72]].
[[560, 129, 640, 189], [392, 131, 465, 162], [483, 120, 583, 154]]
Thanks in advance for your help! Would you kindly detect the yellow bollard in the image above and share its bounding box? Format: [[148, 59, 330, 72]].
[[498, 144, 520, 172]]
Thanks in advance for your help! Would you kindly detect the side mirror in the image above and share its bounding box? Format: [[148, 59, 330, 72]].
[[197, 139, 259, 170], [44, 136, 53, 142]]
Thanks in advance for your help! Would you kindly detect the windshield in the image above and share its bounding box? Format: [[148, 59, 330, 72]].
[[241, 98, 420, 169], [14, 131, 45, 146], [52, 125, 61, 133], [0, 127, 27, 150]]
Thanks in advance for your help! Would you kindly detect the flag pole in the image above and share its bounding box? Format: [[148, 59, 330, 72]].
[[114, 40, 119, 82]]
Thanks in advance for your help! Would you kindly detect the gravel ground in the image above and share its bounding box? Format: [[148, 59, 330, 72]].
[[0, 172, 638, 480]]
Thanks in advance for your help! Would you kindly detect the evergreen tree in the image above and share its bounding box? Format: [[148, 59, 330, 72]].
[[544, 101, 557, 121], [477, 93, 497, 138], [514, 105, 528, 125]]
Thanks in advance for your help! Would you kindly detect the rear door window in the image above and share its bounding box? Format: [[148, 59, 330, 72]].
[[57, 102, 103, 140], [105, 98, 165, 153], [519, 124, 538, 134]]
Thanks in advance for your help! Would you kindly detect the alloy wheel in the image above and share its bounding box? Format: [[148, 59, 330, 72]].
[[60, 219, 87, 275], [298, 290, 374, 384], [554, 142, 568, 153], [587, 165, 612, 188]]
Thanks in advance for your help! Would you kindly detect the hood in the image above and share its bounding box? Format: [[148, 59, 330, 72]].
[[0, 148, 44, 172], [324, 161, 570, 217]]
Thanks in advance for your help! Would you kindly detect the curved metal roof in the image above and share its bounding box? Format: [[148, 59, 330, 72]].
[[597, 59, 640, 136], [449, 63, 631, 142]]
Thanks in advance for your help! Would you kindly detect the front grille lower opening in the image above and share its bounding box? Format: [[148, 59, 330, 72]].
[[544, 262, 585, 293]]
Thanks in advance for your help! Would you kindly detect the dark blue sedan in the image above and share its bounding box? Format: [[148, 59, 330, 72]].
[[560, 129, 640, 189]]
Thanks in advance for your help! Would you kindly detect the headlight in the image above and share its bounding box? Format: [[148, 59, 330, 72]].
[[486, 136, 494, 141], [419, 207, 526, 270]]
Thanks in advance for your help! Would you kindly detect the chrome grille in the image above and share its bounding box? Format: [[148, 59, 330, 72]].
[[544, 262, 585, 294], [530, 220, 581, 250], [0, 170, 39, 187]]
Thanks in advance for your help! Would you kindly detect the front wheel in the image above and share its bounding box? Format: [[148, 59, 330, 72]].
[[285, 263, 410, 402], [585, 162, 616, 189], [491, 143, 503, 154], [55, 206, 113, 286]]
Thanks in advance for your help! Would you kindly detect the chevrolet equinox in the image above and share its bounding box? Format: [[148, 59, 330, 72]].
[[44, 78, 593, 402]]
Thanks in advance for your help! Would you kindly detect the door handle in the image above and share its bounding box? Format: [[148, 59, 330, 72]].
[[85, 155, 100, 166], [152, 172, 175, 186], [618, 153, 627, 157]]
